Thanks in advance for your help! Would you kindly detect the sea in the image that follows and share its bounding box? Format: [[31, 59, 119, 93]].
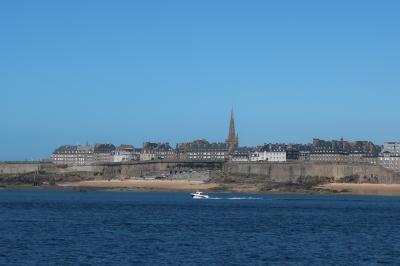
[[1, 190, 400, 265]]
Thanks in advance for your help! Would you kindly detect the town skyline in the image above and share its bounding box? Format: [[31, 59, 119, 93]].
[[1, 107, 399, 161], [49, 110, 398, 173], [6, 109, 397, 162]]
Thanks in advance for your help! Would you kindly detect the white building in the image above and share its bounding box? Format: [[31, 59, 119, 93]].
[[250, 151, 286, 162], [113, 144, 135, 162], [266, 151, 287, 162], [379, 142, 400, 172], [250, 151, 263, 162], [140, 152, 156, 161], [382, 142, 400, 154], [379, 152, 400, 172]]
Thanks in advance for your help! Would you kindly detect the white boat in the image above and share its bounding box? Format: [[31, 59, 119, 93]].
[[191, 191, 209, 199]]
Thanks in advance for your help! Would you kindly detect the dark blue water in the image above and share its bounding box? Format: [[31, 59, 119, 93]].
[[1, 190, 400, 265]]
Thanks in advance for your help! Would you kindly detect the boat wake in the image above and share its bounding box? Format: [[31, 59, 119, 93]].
[[208, 197, 263, 200]]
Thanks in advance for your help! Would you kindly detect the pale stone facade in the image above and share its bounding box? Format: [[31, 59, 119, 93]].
[[93, 144, 116, 163], [113, 144, 135, 162], [379, 142, 400, 172], [379, 153, 400, 172], [177, 140, 228, 161], [383, 142, 400, 154], [52, 145, 94, 165], [250, 151, 286, 162], [140, 142, 176, 161]]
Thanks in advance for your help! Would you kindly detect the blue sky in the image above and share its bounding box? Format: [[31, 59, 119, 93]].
[[1, 0, 400, 160]]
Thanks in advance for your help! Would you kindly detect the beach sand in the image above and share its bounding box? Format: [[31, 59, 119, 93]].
[[10, 179, 400, 196], [58, 179, 219, 192], [318, 183, 400, 196]]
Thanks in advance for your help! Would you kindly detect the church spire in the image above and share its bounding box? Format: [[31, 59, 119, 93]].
[[226, 109, 239, 152], [229, 109, 235, 140]]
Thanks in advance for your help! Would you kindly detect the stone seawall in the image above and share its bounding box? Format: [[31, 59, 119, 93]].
[[1, 161, 400, 184], [93, 161, 224, 180], [0, 161, 224, 182], [224, 162, 400, 184], [0, 163, 39, 175]]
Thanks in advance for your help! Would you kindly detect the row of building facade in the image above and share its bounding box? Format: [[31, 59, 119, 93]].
[[51, 140, 400, 171], [52, 144, 140, 165], [51, 110, 400, 173]]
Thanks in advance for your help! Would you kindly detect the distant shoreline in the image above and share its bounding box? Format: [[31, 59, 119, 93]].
[[2, 180, 400, 196]]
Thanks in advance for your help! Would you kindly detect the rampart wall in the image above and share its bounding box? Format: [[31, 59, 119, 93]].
[[1, 161, 399, 184]]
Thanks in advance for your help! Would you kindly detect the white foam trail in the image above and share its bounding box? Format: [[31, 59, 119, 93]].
[[207, 197, 262, 200], [227, 197, 262, 200]]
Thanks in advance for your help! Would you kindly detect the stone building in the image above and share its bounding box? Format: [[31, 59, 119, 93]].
[[177, 139, 228, 161], [113, 144, 135, 162], [94, 144, 116, 162], [311, 138, 381, 156], [307, 138, 381, 163], [309, 151, 349, 162], [299, 150, 311, 161], [131, 148, 142, 161], [230, 148, 251, 162], [382, 142, 400, 154], [52, 145, 94, 165], [250, 150, 287, 162], [379, 152, 400, 172], [140, 142, 176, 161], [379, 142, 400, 172]]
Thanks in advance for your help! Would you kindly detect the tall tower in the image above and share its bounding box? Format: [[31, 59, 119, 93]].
[[226, 109, 239, 152]]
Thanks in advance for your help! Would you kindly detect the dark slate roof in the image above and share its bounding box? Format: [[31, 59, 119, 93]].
[[94, 144, 116, 153], [54, 145, 78, 153]]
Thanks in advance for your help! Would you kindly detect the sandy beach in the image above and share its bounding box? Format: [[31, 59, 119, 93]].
[[318, 183, 400, 196], [50, 180, 400, 195], [58, 179, 219, 192], [7, 178, 400, 196]]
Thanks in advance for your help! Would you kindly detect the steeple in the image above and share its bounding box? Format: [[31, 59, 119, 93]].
[[226, 109, 239, 152], [229, 109, 235, 140]]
